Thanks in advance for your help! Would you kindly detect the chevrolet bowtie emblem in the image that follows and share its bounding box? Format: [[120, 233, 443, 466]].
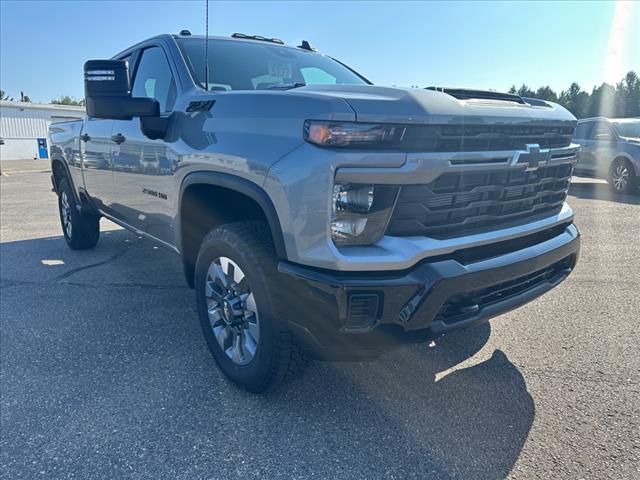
[[514, 143, 550, 171]]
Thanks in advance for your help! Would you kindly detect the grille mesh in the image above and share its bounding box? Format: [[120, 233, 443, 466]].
[[387, 163, 573, 239], [436, 256, 574, 325], [400, 124, 574, 151]]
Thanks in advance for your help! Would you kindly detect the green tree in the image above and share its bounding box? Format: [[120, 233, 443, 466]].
[[586, 83, 619, 118], [516, 84, 535, 98], [19, 91, 31, 103], [51, 95, 85, 107], [0, 89, 11, 100], [534, 86, 558, 103], [559, 83, 589, 118], [615, 71, 640, 117]]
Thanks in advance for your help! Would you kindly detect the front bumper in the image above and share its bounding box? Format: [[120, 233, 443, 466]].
[[277, 223, 580, 359]]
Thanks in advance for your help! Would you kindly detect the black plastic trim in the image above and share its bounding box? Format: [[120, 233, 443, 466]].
[[276, 224, 580, 359], [178, 171, 288, 259]]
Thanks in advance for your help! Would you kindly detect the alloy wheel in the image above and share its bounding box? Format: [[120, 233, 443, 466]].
[[612, 164, 629, 192], [204, 256, 260, 366], [60, 191, 72, 238]]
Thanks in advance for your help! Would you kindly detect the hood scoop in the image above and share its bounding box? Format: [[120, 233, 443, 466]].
[[426, 86, 527, 105]]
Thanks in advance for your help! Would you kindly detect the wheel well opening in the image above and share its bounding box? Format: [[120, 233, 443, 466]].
[[611, 156, 635, 175], [180, 184, 274, 288]]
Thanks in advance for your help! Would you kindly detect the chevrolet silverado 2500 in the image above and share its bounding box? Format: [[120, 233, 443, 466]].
[[49, 32, 581, 392]]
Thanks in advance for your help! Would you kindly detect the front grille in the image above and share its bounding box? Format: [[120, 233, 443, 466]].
[[387, 163, 573, 239], [436, 255, 574, 325], [399, 124, 574, 151]]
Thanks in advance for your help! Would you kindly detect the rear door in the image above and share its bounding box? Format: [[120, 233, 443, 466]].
[[588, 121, 618, 179], [110, 45, 178, 245]]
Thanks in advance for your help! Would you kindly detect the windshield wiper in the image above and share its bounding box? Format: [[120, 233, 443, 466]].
[[265, 82, 306, 90]]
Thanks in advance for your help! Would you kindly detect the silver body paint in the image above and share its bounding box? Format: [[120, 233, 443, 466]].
[[49, 34, 578, 272]]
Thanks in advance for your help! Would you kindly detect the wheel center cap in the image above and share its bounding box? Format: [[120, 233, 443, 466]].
[[221, 296, 242, 326]]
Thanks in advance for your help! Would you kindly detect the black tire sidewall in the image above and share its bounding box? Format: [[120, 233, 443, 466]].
[[57, 177, 99, 249], [194, 227, 281, 392]]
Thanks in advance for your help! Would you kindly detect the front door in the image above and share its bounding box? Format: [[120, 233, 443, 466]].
[[110, 45, 178, 245], [80, 118, 116, 213], [573, 121, 594, 175]]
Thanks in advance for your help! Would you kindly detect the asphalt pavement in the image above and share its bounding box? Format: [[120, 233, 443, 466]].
[[1, 166, 638, 479]]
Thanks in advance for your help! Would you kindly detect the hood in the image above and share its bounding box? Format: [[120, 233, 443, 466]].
[[295, 84, 576, 126]]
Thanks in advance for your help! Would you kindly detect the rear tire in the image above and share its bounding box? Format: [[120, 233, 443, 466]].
[[194, 221, 307, 393], [57, 177, 100, 250], [609, 158, 637, 194]]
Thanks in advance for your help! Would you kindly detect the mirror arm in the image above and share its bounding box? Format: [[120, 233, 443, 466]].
[[140, 114, 172, 140]]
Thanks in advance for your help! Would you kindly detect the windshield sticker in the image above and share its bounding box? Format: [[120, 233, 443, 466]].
[[268, 61, 292, 79]]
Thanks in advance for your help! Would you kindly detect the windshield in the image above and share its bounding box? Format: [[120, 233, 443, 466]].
[[176, 38, 368, 91], [612, 120, 640, 138]]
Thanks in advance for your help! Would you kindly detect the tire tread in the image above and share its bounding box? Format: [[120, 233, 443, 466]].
[[197, 221, 308, 392]]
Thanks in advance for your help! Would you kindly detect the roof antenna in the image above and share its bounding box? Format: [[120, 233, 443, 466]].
[[204, 0, 209, 91]]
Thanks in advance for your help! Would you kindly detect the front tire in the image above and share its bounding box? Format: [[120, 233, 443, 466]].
[[57, 177, 100, 250], [609, 158, 637, 194], [194, 221, 307, 393]]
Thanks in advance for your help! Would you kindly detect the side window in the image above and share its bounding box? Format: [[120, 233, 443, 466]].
[[131, 47, 176, 112], [574, 122, 591, 140], [589, 121, 613, 141]]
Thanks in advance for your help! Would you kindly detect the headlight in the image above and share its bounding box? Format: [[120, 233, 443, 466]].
[[304, 121, 406, 148], [332, 183, 399, 245]]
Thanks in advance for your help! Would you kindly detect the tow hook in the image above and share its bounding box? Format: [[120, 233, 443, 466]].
[[399, 286, 428, 324]]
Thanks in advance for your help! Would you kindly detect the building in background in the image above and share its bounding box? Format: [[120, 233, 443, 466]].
[[0, 100, 85, 161]]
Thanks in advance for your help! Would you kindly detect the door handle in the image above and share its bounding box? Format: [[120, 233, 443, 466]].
[[80, 133, 91, 143], [111, 133, 126, 145]]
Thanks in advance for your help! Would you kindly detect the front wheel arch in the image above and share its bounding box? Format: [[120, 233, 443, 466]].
[[178, 172, 288, 288]]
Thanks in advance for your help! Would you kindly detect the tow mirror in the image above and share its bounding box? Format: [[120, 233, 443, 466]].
[[84, 60, 159, 120]]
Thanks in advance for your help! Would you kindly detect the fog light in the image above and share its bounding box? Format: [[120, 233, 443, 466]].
[[334, 184, 374, 213], [331, 183, 399, 245]]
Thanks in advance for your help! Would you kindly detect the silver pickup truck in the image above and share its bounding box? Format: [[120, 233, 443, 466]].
[[49, 32, 581, 392]]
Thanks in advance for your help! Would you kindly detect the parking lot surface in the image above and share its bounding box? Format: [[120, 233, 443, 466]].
[[1, 168, 639, 479]]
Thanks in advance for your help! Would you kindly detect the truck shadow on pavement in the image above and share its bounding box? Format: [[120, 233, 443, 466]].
[[267, 324, 534, 479], [1, 230, 534, 479]]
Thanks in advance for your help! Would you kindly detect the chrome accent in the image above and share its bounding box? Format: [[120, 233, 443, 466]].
[[85, 69, 115, 75], [512, 143, 550, 171]]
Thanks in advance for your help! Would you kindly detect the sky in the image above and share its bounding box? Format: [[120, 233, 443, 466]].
[[1, 0, 638, 104]]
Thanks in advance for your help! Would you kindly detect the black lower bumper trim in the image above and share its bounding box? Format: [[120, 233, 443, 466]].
[[277, 224, 580, 359]]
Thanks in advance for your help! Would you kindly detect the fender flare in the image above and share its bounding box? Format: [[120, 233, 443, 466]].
[[50, 157, 70, 192], [178, 171, 288, 259], [50, 157, 81, 203]]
